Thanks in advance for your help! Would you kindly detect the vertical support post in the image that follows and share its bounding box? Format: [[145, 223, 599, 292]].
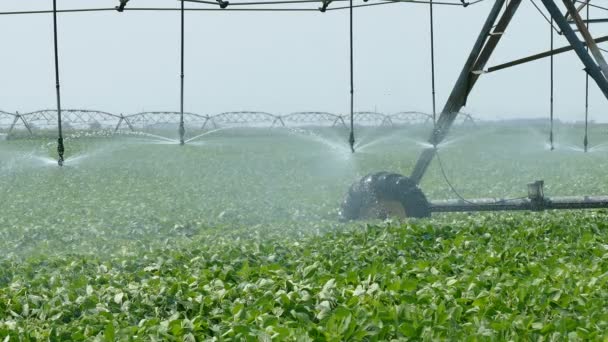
[[410, 0, 511, 184], [541, 0, 608, 100], [52, 0, 64, 166], [429, 0, 437, 126], [179, 0, 186, 145], [583, 2, 589, 152], [550, 18, 555, 150], [348, 0, 355, 153]]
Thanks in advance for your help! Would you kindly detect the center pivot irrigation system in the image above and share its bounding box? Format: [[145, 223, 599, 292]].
[[3, 0, 608, 217], [342, 0, 608, 219]]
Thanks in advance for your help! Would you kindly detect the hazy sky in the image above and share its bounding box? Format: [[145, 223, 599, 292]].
[[1, 0, 607, 122]]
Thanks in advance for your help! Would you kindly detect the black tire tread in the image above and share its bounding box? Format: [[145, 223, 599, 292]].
[[340, 171, 430, 220]]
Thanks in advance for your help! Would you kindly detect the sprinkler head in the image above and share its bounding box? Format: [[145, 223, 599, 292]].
[[584, 136, 589, 153], [217, 0, 229, 9], [57, 137, 65, 166], [179, 124, 186, 145], [460, 0, 469, 7], [348, 132, 355, 153]]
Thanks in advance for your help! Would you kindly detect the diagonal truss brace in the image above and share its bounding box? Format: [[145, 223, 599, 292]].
[[113, 114, 135, 133], [560, 0, 608, 80], [409, 0, 514, 184], [8, 112, 33, 136], [484, 34, 608, 74], [410, 0, 608, 185], [543, 0, 608, 99], [564, 0, 587, 21]]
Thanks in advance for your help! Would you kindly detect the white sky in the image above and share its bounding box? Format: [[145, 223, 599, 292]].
[[0, 0, 607, 122]]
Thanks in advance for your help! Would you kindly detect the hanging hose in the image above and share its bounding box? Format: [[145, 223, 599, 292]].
[[435, 148, 527, 205], [52, 0, 64, 166], [429, 0, 437, 127], [549, 17, 554, 151], [348, 0, 355, 153], [584, 2, 590, 152], [584, 74, 589, 152], [179, 0, 186, 145]]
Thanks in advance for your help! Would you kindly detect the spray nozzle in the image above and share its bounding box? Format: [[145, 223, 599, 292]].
[[584, 135, 589, 153], [179, 123, 186, 146], [57, 137, 65, 166]]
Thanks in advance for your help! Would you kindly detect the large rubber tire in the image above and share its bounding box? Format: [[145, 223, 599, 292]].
[[339, 172, 431, 220]]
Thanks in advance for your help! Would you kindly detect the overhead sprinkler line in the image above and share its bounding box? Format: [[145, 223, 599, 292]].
[[0, 0, 478, 15], [180, 0, 186, 145], [349, 0, 356, 153], [327, 0, 481, 10], [52, 0, 64, 167], [184, 0, 466, 6]]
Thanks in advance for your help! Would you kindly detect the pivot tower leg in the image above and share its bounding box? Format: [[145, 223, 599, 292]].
[[410, 0, 519, 184], [542, 0, 608, 100]]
